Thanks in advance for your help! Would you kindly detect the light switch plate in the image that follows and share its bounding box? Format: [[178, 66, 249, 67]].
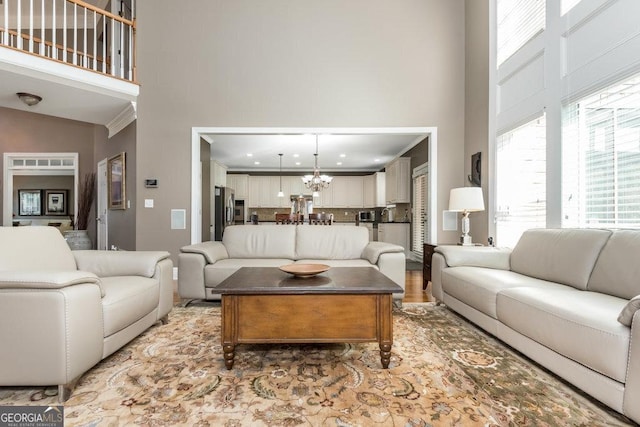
[[144, 199, 154, 208]]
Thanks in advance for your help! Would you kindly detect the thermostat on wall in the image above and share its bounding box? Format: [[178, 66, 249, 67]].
[[144, 179, 158, 188]]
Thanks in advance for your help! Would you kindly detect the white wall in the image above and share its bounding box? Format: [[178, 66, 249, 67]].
[[135, 0, 467, 258]]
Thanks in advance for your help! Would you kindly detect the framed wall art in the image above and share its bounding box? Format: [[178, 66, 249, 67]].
[[18, 189, 42, 216], [45, 189, 68, 216], [108, 152, 126, 210]]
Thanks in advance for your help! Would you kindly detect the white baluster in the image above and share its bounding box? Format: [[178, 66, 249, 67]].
[[93, 11, 97, 71], [3, 0, 8, 46], [102, 15, 106, 73], [110, 18, 115, 76], [62, 0, 67, 62], [83, 6, 87, 67], [40, 0, 45, 55], [73, 2, 77, 65], [52, 0, 56, 59], [17, 0, 22, 50], [28, 0, 33, 53]]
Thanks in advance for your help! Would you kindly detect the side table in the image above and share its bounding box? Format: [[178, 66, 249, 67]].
[[423, 243, 436, 289]]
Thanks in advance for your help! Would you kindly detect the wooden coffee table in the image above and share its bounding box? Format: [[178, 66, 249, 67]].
[[215, 266, 403, 369]]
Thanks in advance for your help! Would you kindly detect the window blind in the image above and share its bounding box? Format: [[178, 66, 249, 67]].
[[496, 115, 547, 248], [412, 171, 427, 256], [562, 74, 640, 228], [497, 0, 545, 66]]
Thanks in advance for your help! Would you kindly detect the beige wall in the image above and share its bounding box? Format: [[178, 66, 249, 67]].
[[94, 121, 137, 250], [464, 0, 490, 245], [136, 0, 466, 258]]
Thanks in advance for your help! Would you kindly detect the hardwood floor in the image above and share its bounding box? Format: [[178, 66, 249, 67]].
[[403, 270, 433, 303], [174, 269, 432, 304]]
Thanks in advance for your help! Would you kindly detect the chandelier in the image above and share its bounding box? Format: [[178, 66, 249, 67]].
[[302, 135, 332, 197]]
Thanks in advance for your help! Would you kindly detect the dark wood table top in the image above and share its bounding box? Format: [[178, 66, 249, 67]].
[[215, 267, 403, 295]]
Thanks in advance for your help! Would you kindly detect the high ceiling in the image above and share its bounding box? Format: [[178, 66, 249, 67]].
[[205, 132, 427, 173]]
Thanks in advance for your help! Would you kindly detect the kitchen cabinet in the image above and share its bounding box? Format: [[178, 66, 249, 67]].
[[364, 172, 386, 207], [331, 176, 364, 208], [377, 223, 410, 256], [359, 222, 375, 241], [248, 176, 280, 207], [211, 160, 227, 187], [385, 158, 411, 204], [227, 174, 249, 200]]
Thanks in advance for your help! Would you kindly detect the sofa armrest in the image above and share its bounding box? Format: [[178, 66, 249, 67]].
[[73, 250, 171, 278], [177, 253, 207, 300], [623, 310, 640, 422], [0, 270, 100, 289], [180, 241, 229, 264], [362, 242, 404, 264], [434, 246, 512, 270]]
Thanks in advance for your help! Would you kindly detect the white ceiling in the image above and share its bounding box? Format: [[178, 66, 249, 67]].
[[205, 132, 427, 173]]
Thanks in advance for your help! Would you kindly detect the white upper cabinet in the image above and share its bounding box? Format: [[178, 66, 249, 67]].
[[211, 160, 227, 187], [364, 172, 386, 207], [227, 174, 249, 200], [385, 158, 411, 204], [331, 176, 364, 208]]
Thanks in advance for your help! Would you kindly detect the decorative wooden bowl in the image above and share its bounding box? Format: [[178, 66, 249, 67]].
[[279, 263, 330, 278]]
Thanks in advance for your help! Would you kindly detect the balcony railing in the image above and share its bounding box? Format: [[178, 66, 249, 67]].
[[0, 0, 136, 82]]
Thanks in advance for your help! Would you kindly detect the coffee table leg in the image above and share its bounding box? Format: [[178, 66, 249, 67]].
[[223, 344, 235, 369], [379, 342, 392, 368]]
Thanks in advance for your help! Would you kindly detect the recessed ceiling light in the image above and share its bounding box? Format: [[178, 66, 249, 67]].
[[254, 161, 260, 165], [339, 154, 346, 158], [293, 154, 299, 158], [247, 153, 253, 157], [336, 162, 342, 166], [295, 161, 301, 166], [374, 158, 381, 162]]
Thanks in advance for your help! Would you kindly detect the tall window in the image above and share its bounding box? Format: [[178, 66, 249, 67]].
[[412, 164, 428, 257], [496, 115, 547, 248], [562, 74, 640, 228], [561, 0, 582, 15], [496, 0, 545, 66]]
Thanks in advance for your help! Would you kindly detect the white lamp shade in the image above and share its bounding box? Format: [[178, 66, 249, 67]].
[[449, 187, 485, 212]]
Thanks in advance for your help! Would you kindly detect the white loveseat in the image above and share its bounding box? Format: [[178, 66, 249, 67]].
[[178, 224, 406, 303], [432, 228, 640, 424], [0, 226, 174, 401]]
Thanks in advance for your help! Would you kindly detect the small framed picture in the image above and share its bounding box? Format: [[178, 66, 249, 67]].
[[45, 190, 68, 216], [108, 152, 126, 210], [18, 189, 42, 216]]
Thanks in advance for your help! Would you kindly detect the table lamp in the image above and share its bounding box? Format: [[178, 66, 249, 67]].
[[449, 187, 485, 246]]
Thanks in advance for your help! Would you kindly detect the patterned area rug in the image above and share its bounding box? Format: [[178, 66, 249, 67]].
[[0, 303, 634, 426]]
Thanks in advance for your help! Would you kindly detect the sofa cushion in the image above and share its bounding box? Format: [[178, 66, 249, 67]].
[[295, 225, 369, 260], [618, 295, 640, 327], [223, 225, 296, 259], [0, 226, 77, 271], [496, 287, 630, 383], [510, 228, 611, 290], [100, 276, 160, 337], [204, 259, 293, 287], [587, 230, 640, 300], [442, 267, 564, 319]]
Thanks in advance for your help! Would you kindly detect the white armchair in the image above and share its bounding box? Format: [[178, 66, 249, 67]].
[[0, 226, 173, 401]]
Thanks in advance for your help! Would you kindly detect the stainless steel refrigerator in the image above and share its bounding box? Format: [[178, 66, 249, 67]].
[[214, 186, 235, 241]]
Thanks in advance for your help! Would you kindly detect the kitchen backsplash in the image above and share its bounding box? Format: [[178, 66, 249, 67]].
[[246, 203, 410, 223]]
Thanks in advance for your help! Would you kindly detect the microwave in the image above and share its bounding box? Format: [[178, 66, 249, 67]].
[[358, 211, 375, 222]]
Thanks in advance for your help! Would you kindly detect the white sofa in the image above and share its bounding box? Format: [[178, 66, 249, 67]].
[[432, 228, 640, 424], [178, 224, 406, 303], [0, 226, 174, 401]]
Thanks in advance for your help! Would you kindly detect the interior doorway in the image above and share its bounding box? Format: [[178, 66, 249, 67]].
[[3, 153, 78, 227], [189, 127, 437, 245]]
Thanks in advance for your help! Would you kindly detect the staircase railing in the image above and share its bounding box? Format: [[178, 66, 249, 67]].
[[0, 0, 136, 83]]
